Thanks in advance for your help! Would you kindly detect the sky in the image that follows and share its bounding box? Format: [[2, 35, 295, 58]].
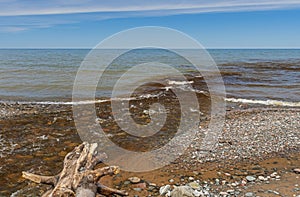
[[0, 0, 300, 48]]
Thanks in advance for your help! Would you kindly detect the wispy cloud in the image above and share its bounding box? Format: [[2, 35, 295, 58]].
[[0, 0, 300, 31], [1, 0, 300, 16], [0, 26, 27, 32]]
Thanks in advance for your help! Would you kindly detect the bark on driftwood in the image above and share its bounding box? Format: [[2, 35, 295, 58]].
[[22, 142, 128, 197]]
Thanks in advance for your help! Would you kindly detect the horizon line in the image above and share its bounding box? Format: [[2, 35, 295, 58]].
[[1, 47, 300, 50]]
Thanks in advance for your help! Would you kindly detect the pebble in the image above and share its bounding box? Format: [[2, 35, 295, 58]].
[[227, 189, 235, 194], [135, 182, 146, 189], [273, 190, 280, 195], [219, 191, 228, 195], [245, 192, 254, 197], [270, 172, 277, 178], [193, 190, 203, 197], [231, 183, 237, 187], [128, 177, 141, 184], [188, 181, 200, 190], [246, 176, 256, 182], [258, 176, 265, 181], [170, 186, 194, 197], [224, 173, 231, 177], [188, 177, 194, 181], [133, 188, 142, 192], [149, 183, 157, 187], [293, 169, 300, 174], [159, 185, 171, 195]]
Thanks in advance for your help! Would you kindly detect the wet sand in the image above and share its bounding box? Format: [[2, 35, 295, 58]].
[[0, 100, 299, 196]]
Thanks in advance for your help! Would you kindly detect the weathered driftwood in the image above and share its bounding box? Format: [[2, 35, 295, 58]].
[[22, 142, 128, 197]]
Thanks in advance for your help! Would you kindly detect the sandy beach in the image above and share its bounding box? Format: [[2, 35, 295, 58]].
[[0, 101, 299, 196]]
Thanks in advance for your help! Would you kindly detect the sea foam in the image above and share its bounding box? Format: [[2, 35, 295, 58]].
[[226, 98, 300, 107]]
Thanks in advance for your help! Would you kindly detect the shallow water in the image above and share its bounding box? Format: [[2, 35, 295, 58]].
[[0, 89, 211, 196]]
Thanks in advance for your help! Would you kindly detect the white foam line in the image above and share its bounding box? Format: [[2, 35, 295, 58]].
[[226, 98, 300, 107], [0, 97, 138, 106]]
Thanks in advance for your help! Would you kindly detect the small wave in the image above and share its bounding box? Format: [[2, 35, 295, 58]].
[[0, 100, 107, 105], [167, 80, 194, 85], [226, 98, 300, 107]]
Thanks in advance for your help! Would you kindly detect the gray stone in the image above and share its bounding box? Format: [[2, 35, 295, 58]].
[[170, 186, 193, 197], [133, 188, 142, 192], [159, 185, 171, 196], [192, 190, 203, 197], [245, 192, 254, 197], [246, 176, 256, 182]]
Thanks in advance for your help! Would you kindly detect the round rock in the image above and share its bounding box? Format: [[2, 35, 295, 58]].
[[128, 177, 141, 184], [246, 176, 256, 182]]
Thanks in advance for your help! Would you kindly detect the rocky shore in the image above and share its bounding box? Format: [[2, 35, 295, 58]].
[[0, 101, 299, 196], [108, 107, 300, 197]]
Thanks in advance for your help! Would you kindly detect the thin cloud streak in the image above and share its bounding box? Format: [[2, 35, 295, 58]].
[[0, 0, 300, 16], [1, 0, 300, 32], [0, 26, 27, 32]]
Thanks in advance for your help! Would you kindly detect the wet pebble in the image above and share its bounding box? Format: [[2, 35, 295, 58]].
[[128, 177, 141, 184], [245, 192, 254, 197]]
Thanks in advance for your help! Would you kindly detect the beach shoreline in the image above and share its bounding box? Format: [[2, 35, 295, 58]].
[[0, 101, 299, 196]]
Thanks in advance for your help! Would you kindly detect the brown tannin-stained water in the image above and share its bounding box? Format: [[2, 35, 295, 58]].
[[0, 84, 211, 196]]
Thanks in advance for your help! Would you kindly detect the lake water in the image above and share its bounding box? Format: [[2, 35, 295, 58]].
[[0, 49, 299, 105]]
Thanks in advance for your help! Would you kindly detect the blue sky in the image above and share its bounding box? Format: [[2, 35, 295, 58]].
[[0, 0, 300, 48]]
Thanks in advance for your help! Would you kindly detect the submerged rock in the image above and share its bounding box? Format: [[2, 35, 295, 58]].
[[128, 177, 141, 184], [245, 192, 254, 197]]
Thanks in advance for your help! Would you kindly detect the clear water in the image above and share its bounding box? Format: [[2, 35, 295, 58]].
[[0, 49, 299, 103]]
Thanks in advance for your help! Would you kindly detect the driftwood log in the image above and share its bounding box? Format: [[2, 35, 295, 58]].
[[22, 142, 128, 197]]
